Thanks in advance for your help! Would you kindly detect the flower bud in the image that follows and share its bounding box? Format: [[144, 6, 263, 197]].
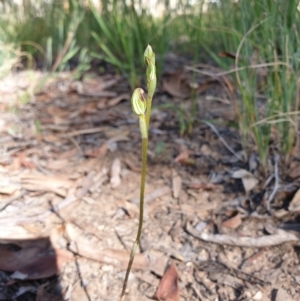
[[131, 88, 147, 116], [144, 45, 155, 67], [144, 45, 156, 84]]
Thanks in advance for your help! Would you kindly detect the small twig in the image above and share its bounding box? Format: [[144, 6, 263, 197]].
[[263, 174, 274, 189], [203, 121, 243, 161], [186, 222, 298, 247], [266, 155, 280, 212]]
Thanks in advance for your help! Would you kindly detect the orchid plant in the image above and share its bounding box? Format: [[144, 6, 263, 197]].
[[120, 45, 156, 300]]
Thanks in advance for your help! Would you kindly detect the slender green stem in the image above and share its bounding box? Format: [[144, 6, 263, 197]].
[[120, 45, 156, 301], [120, 135, 148, 299]]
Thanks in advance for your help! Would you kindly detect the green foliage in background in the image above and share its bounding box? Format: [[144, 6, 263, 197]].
[[90, 1, 169, 89], [203, 0, 300, 168], [0, 0, 90, 75]]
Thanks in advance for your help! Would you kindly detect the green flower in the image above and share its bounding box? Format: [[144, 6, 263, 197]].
[[144, 45, 156, 82], [131, 88, 147, 116], [144, 45, 155, 66]]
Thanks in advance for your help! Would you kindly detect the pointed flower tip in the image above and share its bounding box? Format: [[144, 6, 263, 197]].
[[144, 45, 155, 63], [131, 88, 147, 116], [144, 45, 152, 55]]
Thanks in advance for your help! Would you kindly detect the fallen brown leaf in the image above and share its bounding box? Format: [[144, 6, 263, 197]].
[[222, 211, 242, 229], [153, 262, 180, 301], [174, 150, 195, 165], [162, 73, 191, 98], [244, 248, 265, 264], [232, 169, 258, 192]]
